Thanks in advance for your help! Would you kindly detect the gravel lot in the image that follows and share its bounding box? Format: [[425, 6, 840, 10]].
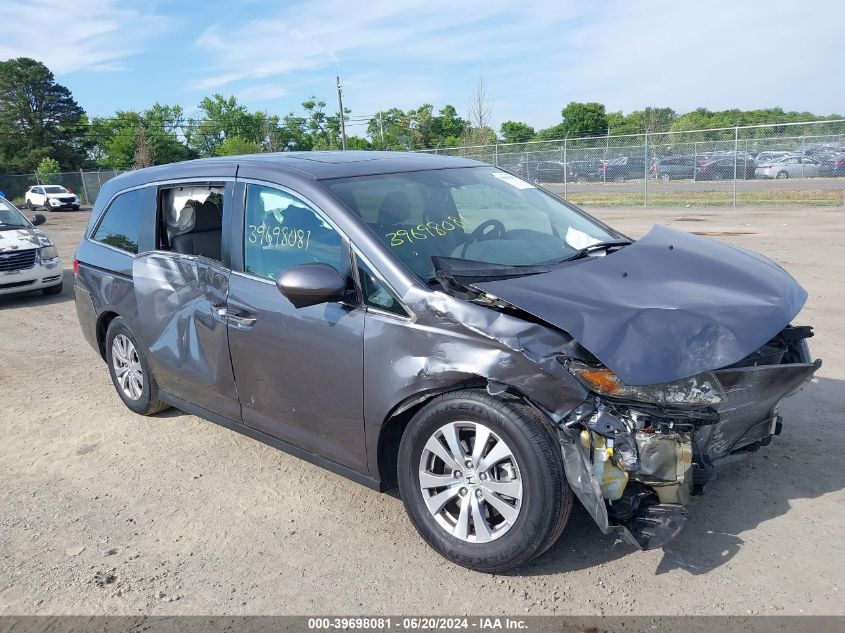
[[1, 206, 843, 616]]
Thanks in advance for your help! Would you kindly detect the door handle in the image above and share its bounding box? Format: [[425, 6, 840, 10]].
[[215, 307, 257, 328]]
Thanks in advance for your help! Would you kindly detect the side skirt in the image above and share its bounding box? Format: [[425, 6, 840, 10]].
[[158, 391, 387, 492]]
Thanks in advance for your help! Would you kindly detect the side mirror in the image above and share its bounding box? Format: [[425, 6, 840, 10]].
[[31, 214, 46, 226], [276, 262, 347, 309]]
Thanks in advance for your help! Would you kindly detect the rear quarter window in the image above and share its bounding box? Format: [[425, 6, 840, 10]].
[[91, 189, 146, 254]]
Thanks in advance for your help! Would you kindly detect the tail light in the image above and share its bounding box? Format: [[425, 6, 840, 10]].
[[73, 258, 79, 274], [759, 164, 772, 168], [834, 160, 844, 167]]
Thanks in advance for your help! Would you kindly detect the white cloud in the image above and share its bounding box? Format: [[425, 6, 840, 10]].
[[186, 0, 844, 128], [0, 0, 168, 74]]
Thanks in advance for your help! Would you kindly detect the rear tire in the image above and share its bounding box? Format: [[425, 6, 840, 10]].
[[776, 170, 788, 179], [398, 390, 572, 573], [660, 173, 671, 182], [105, 317, 169, 416]]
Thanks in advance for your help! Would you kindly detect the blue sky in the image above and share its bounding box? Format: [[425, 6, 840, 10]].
[[2, 0, 843, 132]]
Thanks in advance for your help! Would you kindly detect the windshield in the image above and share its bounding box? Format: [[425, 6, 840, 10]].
[[0, 198, 29, 226], [324, 166, 617, 279], [43, 186, 67, 194]]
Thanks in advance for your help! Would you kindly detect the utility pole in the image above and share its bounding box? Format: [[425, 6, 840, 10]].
[[379, 112, 385, 147], [336, 75, 347, 150]]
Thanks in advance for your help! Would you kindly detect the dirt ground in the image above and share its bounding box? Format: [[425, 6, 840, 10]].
[[1, 206, 842, 616]]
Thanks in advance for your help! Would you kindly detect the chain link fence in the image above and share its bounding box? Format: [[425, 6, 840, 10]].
[[423, 119, 845, 207], [3, 120, 844, 209], [0, 169, 125, 207]]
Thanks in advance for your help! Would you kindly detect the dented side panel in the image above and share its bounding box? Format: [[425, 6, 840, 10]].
[[364, 286, 589, 478], [132, 253, 240, 421]]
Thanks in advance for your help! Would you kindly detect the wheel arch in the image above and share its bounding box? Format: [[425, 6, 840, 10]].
[[375, 377, 545, 488], [95, 310, 121, 360]]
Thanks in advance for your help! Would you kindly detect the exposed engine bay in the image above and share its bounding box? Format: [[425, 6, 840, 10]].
[[558, 325, 820, 549]]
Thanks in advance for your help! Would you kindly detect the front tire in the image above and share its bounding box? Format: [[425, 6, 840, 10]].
[[398, 390, 572, 572], [776, 170, 789, 179], [105, 317, 169, 416]]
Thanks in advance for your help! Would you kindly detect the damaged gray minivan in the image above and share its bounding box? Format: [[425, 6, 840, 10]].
[[74, 151, 820, 572]]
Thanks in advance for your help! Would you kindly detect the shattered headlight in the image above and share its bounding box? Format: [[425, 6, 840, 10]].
[[567, 361, 725, 405], [40, 245, 58, 260]]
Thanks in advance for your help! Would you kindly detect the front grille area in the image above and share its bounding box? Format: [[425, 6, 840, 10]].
[[0, 249, 37, 272], [696, 362, 818, 459], [0, 279, 35, 290]]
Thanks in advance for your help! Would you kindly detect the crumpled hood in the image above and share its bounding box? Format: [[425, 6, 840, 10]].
[[0, 227, 52, 251], [473, 225, 808, 385]]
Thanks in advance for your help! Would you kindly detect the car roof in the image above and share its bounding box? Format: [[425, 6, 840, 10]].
[[104, 151, 486, 190]]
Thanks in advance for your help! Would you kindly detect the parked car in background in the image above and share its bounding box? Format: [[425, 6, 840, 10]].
[[0, 197, 63, 296], [696, 156, 757, 180], [25, 185, 80, 211], [528, 160, 568, 183], [516, 160, 566, 183], [756, 156, 820, 179], [754, 151, 795, 165], [818, 153, 845, 177], [599, 156, 648, 182], [652, 156, 697, 181], [566, 160, 600, 182]]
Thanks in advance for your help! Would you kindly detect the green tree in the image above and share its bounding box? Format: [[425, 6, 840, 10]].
[[626, 107, 677, 133], [0, 58, 88, 172], [302, 97, 347, 150], [345, 136, 371, 150], [431, 105, 465, 147], [215, 135, 261, 156], [535, 122, 567, 140], [560, 102, 609, 137], [187, 94, 261, 157], [89, 105, 190, 169], [499, 121, 535, 143], [36, 157, 61, 184]]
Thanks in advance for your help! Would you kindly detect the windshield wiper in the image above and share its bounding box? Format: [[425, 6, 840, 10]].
[[0, 223, 26, 228], [560, 239, 633, 262]]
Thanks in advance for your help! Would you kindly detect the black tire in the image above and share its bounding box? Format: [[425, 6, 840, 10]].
[[104, 317, 169, 416], [72, 205, 80, 211], [660, 172, 671, 182], [776, 170, 788, 179], [42, 279, 63, 295], [398, 390, 572, 573], [614, 175, 626, 183]]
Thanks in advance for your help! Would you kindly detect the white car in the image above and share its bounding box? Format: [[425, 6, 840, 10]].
[[25, 185, 80, 211], [754, 151, 796, 165], [755, 156, 820, 179], [0, 197, 63, 296]]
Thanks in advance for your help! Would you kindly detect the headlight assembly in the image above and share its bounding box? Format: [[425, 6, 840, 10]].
[[567, 360, 725, 405], [40, 245, 58, 260]]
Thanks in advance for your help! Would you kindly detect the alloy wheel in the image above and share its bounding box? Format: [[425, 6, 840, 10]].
[[418, 421, 523, 543], [111, 334, 144, 400]]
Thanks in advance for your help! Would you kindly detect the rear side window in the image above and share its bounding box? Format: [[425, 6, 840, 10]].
[[92, 189, 145, 254]]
